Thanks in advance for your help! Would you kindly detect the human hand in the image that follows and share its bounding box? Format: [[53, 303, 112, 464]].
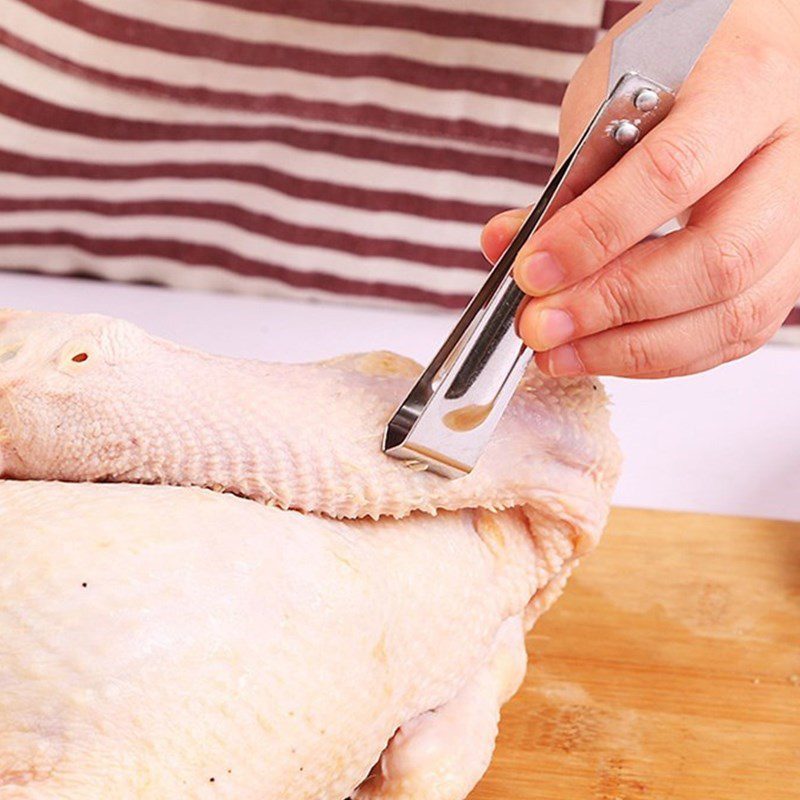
[[482, 0, 800, 378]]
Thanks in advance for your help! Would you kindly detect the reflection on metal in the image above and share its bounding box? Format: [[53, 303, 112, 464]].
[[384, 0, 734, 479]]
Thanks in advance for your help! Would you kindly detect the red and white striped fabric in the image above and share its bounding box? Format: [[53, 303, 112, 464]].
[[1, 0, 797, 333]]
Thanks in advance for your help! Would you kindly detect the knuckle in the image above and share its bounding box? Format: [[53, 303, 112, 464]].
[[620, 333, 656, 375], [719, 294, 767, 350], [724, 337, 760, 366], [742, 332, 770, 356], [565, 196, 624, 263], [699, 231, 760, 300], [738, 317, 784, 357], [594, 271, 639, 327], [741, 41, 792, 85], [640, 134, 708, 205]]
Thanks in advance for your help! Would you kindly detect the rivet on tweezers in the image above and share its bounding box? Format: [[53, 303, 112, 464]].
[[634, 88, 660, 112], [613, 120, 641, 146]]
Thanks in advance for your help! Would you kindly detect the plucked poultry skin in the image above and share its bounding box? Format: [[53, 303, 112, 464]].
[[0, 310, 621, 799]]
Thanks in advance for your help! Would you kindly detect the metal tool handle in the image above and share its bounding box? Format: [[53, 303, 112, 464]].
[[384, 72, 675, 477]]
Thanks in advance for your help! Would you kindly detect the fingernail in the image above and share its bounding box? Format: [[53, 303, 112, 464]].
[[546, 344, 584, 377], [482, 215, 520, 261], [534, 308, 575, 350], [518, 251, 564, 295]]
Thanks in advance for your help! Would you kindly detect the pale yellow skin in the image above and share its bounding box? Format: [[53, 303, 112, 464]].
[[0, 311, 621, 799]]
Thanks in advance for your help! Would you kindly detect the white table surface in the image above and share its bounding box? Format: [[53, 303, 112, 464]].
[[4, 271, 799, 521]]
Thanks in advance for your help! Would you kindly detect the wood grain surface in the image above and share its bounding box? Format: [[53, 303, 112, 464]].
[[471, 508, 800, 800]]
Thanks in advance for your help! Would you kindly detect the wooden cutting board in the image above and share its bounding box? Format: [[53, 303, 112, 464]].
[[471, 508, 800, 800]]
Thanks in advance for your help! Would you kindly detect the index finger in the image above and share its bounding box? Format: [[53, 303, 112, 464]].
[[511, 50, 790, 297]]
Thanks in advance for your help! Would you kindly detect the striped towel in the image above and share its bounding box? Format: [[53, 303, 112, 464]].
[[1, 0, 797, 335]]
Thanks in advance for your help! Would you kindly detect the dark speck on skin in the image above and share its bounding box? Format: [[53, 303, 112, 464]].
[[209, 777, 215, 783], [81, 582, 87, 588]]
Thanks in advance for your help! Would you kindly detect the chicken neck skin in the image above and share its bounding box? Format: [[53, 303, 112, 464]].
[[0, 310, 619, 551]]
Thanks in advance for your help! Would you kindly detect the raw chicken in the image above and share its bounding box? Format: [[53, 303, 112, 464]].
[[0, 310, 621, 799]]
